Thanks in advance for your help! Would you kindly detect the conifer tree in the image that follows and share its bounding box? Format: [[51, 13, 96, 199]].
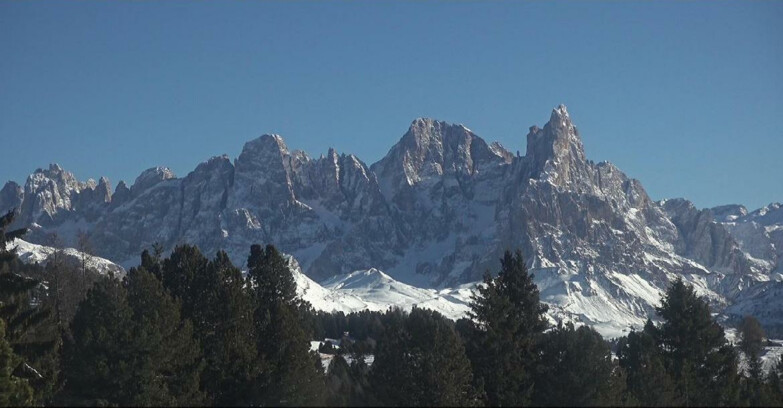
[[741, 350, 772, 407], [0, 319, 33, 407], [326, 355, 353, 407], [617, 320, 677, 406], [161, 244, 209, 319], [152, 245, 260, 404], [139, 244, 164, 281], [200, 251, 259, 405], [348, 355, 375, 406], [0, 210, 27, 261], [768, 356, 783, 405], [0, 210, 40, 343], [532, 322, 618, 406], [463, 250, 548, 406], [247, 244, 325, 406], [371, 307, 482, 407], [0, 267, 57, 403], [366, 308, 408, 404], [59, 276, 135, 405], [61, 269, 205, 406], [125, 266, 205, 406], [248, 244, 298, 307], [739, 315, 765, 357], [76, 230, 92, 298], [655, 278, 741, 406], [325, 354, 376, 407], [40, 256, 84, 334], [0, 210, 58, 403]]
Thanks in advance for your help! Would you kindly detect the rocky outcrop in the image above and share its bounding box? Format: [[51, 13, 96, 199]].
[[0, 181, 23, 214], [131, 166, 176, 197], [661, 198, 751, 275], [716, 202, 783, 277]]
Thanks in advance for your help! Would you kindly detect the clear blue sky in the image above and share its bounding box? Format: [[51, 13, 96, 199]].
[[1, 1, 781, 210]]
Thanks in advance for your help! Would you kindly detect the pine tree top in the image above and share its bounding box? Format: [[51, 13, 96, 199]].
[[469, 250, 548, 336]]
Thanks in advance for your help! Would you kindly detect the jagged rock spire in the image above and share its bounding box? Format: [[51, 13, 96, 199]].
[[96, 177, 112, 203], [111, 180, 131, 207], [525, 104, 588, 186]]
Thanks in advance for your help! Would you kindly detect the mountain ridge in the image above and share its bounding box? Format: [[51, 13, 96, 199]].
[[2, 105, 781, 335]]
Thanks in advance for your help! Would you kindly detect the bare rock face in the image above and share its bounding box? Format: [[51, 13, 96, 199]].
[[6, 105, 781, 335], [91, 171, 182, 265], [178, 155, 235, 258], [229, 135, 297, 216], [526, 105, 590, 190], [703, 203, 783, 334], [74, 176, 112, 221], [371, 117, 510, 206], [21, 164, 83, 226], [662, 198, 752, 276], [711, 204, 748, 222], [110, 181, 131, 209], [131, 166, 176, 197], [3, 165, 121, 248], [0, 181, 23, 214], [716, 202, 783, 277]]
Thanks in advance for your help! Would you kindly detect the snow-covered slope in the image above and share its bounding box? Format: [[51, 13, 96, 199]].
[[289, 256, 473, 321], [11, 238, 126, 277], [709, 202, 783, 335], [2, 105, 780, 336]]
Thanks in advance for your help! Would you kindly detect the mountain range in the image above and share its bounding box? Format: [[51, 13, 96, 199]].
[[3, 105, 781, 337]]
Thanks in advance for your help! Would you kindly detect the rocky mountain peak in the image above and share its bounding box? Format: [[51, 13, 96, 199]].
[[711, 204, 749, 222], [525, 104, 588, 186], [400, 117, 480, 149], [550, 104, 572, 127], [0, 181, 23, 214], [111, 180, 131, 207], [193, 155, 233, 174], [90, 176, 112, 204], [32, 163, 72, 185], [239, 134, 289, 159], [97, 176, 111, 189], [489, 141, 514, 163], [235, 134, 294, 174], [83, 178, 98, 190], [230, 134, 297, 210], [131, 166, 176, 196], [48, 163, 64, 173], [401, 117, 447, 148], [34, 163, 91, 192], [373, 117, 507, 193], [750, 202, 783, 225], [326, 147, 339, 163], [21, 163, 85, 223]]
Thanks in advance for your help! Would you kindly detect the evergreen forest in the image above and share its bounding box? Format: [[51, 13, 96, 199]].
[[2, 210, 782, 407]]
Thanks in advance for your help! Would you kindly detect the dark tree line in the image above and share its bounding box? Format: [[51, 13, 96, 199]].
[[2, 207, 783, 406], [56, 243, 327, 406]]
